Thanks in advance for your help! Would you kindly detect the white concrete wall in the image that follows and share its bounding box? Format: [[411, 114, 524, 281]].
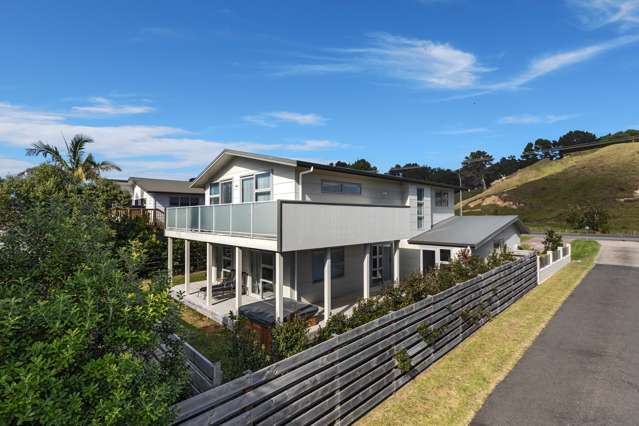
[[431, 187, 455, 225], [204, 158, 297, 205], [472, 224, 521, 258]]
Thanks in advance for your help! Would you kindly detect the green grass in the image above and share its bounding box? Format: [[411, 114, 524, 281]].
[[172, 270, 206, 285], [359, 241, 600, 426], [179, 306, 228, 365], [461, 144, 639, 234]]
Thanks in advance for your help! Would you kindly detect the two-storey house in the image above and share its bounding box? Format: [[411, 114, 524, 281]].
[[165, 150, 526, 324]]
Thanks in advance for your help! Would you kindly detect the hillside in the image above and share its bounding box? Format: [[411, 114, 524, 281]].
[[460, 143, 639, 234]]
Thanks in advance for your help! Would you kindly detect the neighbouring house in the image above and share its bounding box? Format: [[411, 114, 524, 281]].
[[165, 149, 527, 325], [128, 177, 205, 210]]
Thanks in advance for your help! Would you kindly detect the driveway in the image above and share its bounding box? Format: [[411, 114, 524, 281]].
[[472, 240, 639, 425]]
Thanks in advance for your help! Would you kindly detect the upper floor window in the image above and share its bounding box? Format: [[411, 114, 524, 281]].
[[435, 190, 449, 208], [220, 180, 233, 204], [210, 182, 220, 204], [416, 187, 425, 229], [169, 196, 200, 207], [321, 180, 362, 195], [240, 171, 272, 203]]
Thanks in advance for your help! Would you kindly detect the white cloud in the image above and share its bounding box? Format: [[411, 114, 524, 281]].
[[243, 111, 327, 127], [492, 35, 639, 89], [569, 0, 639, 28], [273, 63, 360, 76], [434, 127, 488, 135], [71, 97, 154, 116], [499, 113, 579, 125], [0, 101, 345, 179], [0, 157, 35, 177]]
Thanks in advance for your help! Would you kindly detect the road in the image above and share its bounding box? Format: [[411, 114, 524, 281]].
[[472, 240, 639, 425]]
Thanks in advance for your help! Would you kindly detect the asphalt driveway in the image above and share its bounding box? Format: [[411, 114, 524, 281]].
[[472, 241, 639, 425]]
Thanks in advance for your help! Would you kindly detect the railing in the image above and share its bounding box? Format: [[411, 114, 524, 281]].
[[166, 201, 277, 240], [537, 243, 571, 283], [111, 207, 165, 227]]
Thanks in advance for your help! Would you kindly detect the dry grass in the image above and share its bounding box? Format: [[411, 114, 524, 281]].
[[358, 241, 600, 426], [461, 144, 639, 233]]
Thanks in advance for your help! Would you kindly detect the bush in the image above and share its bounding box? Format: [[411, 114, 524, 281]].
[[0, 167, 188, 424], [566, 204, 609, 232], [272, 316, 308, 360], [542, 229, 563, 253], [221, 314, 271, 381]]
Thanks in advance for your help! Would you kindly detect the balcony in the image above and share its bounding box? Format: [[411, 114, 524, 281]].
[[165, 200, 411, 252]]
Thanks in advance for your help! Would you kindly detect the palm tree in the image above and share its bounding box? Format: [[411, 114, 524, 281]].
[[26, 134, 121, 181]]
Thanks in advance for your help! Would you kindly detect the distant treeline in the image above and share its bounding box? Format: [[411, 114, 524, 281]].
[[331, 128, 639, 191]]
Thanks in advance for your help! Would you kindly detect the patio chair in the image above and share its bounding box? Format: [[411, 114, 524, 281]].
[[199, 271, 247, 297]]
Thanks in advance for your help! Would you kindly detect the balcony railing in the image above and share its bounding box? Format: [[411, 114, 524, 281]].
[[166, 201, 277, 239]]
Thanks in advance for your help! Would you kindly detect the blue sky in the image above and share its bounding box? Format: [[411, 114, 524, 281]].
[[1, 0, 638, 178]]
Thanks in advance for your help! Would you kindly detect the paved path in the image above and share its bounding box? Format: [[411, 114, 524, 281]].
[[472, 241, 639, 425]]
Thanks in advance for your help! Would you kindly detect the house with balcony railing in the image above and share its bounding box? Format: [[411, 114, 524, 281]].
[[165, 149, 527, 325]]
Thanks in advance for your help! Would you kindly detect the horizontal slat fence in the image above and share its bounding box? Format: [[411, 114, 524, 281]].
[[173, 254, 538, 425]]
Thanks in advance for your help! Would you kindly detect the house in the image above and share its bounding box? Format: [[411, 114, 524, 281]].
[[128, 177, 205, 210], [165, 149, 527, 324]]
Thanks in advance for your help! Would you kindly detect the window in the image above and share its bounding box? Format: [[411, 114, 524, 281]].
[[210, 182, 220, 204], [312, 247, 345, 282], [169, 196, 200, 207], [416, 187, 425, 229], [439, 249, 451, 263], [493, 239, 505, 252], [255, 171, 272, 201], [435, 190, 449, 207], [133, 198, 146, 208], [241, 176, 254, 203], [222, 246, 233, 278], [220, 180, 233, 204], [321, 180, 362, 195]]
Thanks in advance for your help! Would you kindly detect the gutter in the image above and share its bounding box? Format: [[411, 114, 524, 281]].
[[298, 166, 314, 200]]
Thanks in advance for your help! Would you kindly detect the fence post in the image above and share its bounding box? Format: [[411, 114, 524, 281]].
[[548, 250, 554, 264], [536, 255, 540, 284]]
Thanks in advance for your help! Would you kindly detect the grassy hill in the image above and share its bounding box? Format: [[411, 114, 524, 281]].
[[459, 143, 639, 234]]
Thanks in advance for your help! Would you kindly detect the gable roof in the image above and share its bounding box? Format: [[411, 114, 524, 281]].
[[190, 149, 462, 190], [408, 215, 528, 248], [128, 177, 204, 195]]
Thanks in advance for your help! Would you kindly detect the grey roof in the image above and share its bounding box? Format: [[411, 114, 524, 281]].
[[109, 179, 133, 194], [190, 149, 462, 190], [129, 177, 204, 195], [408, 215, 528, 248]]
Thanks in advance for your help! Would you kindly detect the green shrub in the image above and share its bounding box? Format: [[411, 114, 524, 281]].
[[566, 204, 609, 232], [542, 229, 563, 253], [221, 314, 271, 381], [394, 349, 412, 373], [272, 316, 308, 360]]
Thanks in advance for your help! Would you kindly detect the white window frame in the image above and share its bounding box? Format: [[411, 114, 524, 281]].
[[416, 187, 425, 230], [371, 244, 384, 280], [219, 179, 233, 204], [209, 182, 220, 205], [259, 252, 274, 299], [435, 190, 449, 208], [254, 171, 272, 202], [241, 175, 254, 203], [321, 180, 362, 195], [221, 246, 233, 278], [439, 248, 452, 264]]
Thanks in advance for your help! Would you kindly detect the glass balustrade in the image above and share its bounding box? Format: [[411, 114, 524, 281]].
[[165, 201, 277, 239]]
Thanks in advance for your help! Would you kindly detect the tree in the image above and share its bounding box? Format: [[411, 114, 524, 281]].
[[330, 159, 377, 172], [0, 166, 188, 424], [521, 142, 537, 162], [555, 130, 597, 148], [26, 134, 121, 182], [462, 150, 494, 190], [533, 138, 554, 159]]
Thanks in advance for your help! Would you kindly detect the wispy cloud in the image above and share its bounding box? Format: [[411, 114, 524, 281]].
[[273, 63, 360, 76], [0, 157, 35, 177], [434, 127, 489, 135], [569, 0, 639, 29], [243, 111, 327, 127], [491, 34, 639, 90], [499, 113, 579, 125], [0, 101, 345, 179], [71, 97, 154, 117]]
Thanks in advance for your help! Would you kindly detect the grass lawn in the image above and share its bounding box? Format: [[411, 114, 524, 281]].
[[358, 240, 600, 426], [179, 305, 228, 366], [172, 270, 206, 285]]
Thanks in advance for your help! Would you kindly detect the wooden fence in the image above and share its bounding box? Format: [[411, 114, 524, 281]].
[[173, 254, 537, 425], [110, 207, 165, 227]]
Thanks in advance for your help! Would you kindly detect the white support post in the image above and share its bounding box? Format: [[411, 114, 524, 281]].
[[235, 246, 243, 313], [536, 255, 541, 284], [275, 252, 284, 323], [246, 251, 253, 297], [393, 241, 400, 286], [549, 250, 554, 264], [363, 244, 371, 299], [167, 237, 173, 283], [211, 245, 218, 283], [294, 251, 299, 301], [206, 243, 213, 305], [184, 240, 190, 295], [324, 248, 332, 323]]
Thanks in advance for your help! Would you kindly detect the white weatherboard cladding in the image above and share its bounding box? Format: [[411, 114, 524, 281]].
[[431, 187, 455, 225], [472, 223, 521, 257], [301, 170, 404, 205], [280, 202, 411, 252], [205, 157, 296, 205], [404, 183, 433, 233]]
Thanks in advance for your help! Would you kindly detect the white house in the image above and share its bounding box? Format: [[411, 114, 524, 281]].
[[165, 150, 527, 324], [128, 177, 205, 211]]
